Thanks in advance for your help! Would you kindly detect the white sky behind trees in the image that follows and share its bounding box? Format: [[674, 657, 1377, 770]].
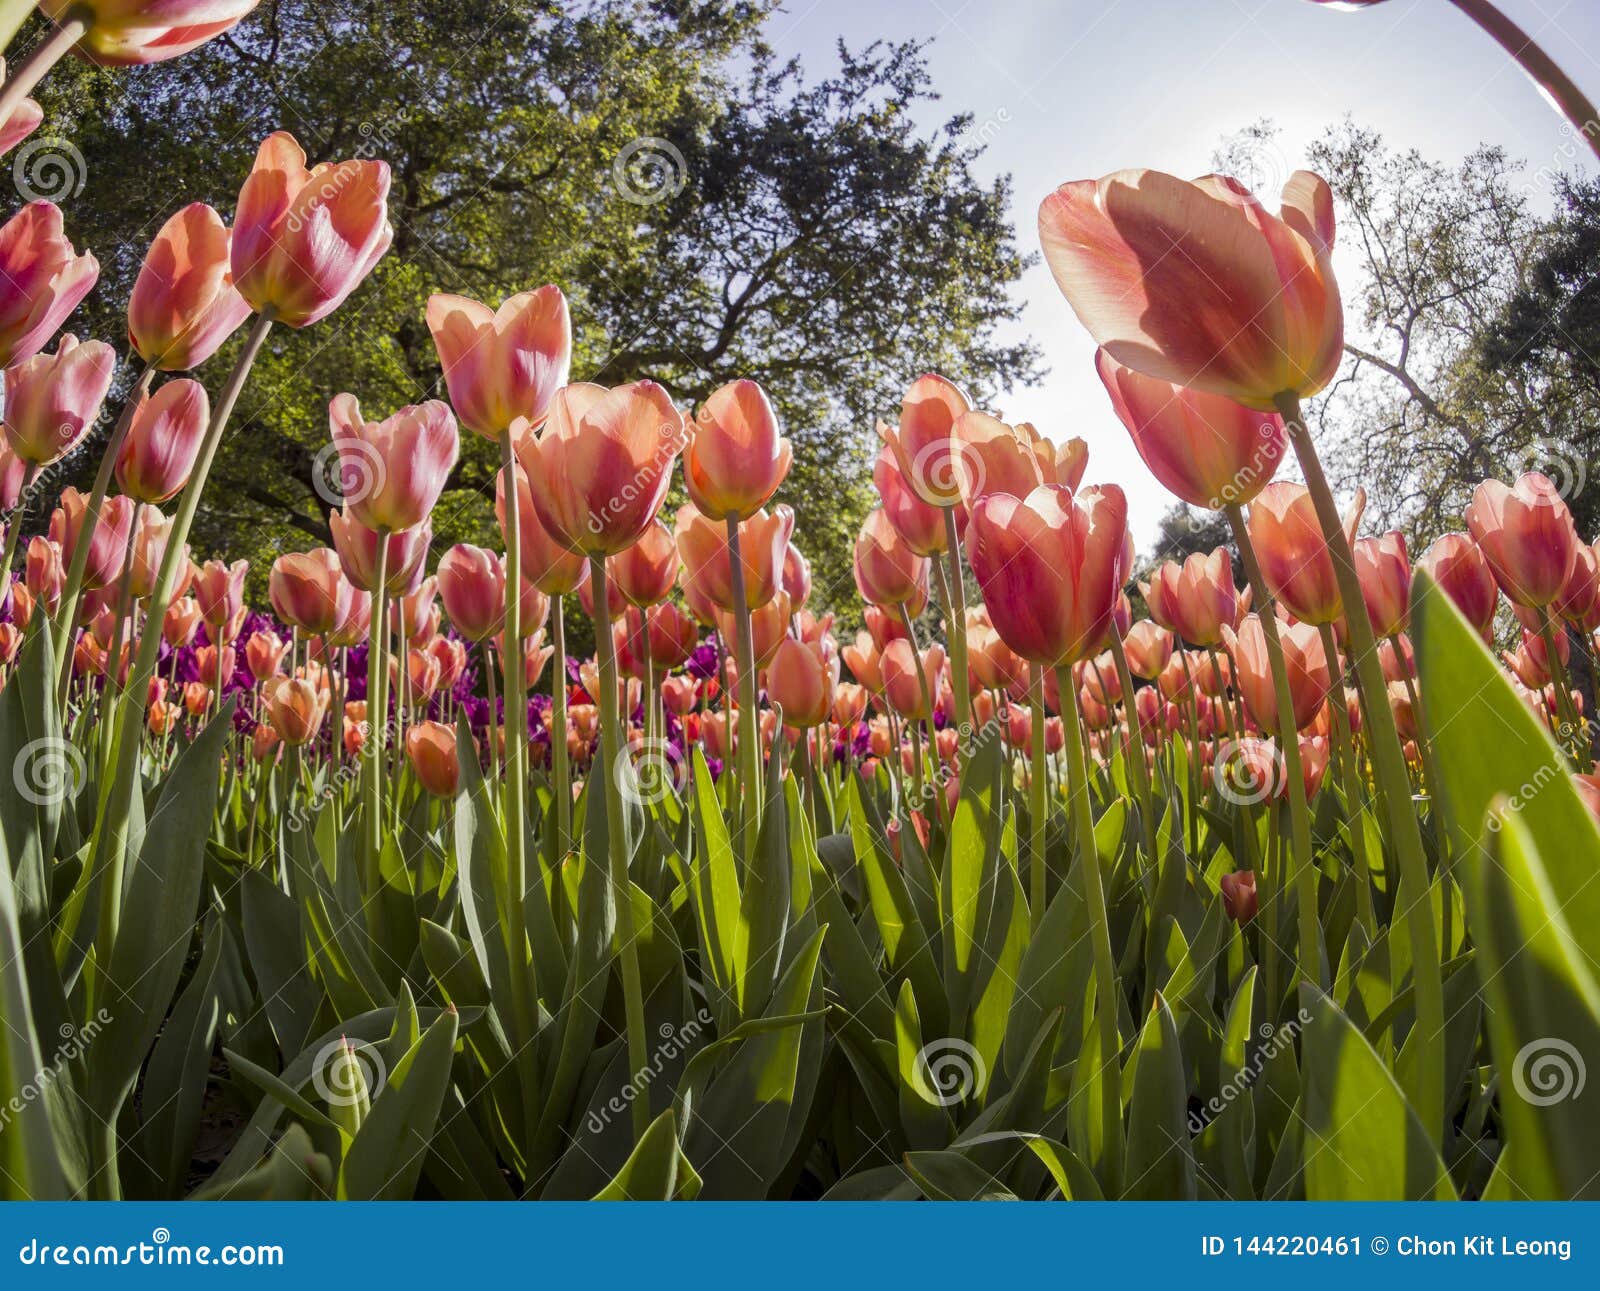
[[764, 0, 1600, 545]]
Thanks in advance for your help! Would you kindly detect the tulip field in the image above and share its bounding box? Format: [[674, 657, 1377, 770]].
[[2, 1, 1600, 1212]]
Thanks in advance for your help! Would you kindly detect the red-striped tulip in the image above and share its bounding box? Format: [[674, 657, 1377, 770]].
[[1466, 473, 1580, 609], [128, 203, 251, 370], [1097, 350, 1287, 508], [686, 379, 792, 520], [330, 508, 430, 596], [115, 378, 208, 503], [231, 132, 392, 327], [3, 334, 116, 467], [0, 202, 98, 368], [1040, 169, 1342, 410], [966, 484, 1128, 666], [518, 380, 685, 556]]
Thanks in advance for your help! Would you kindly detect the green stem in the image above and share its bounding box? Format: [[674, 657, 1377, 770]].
[[1059, 668, 1123, 1197], [364, 539, 389, 904], [551, 594, 571, 857], [941, 506, 971, 729], [1225, 503, 1321, 994], [1319, 622, 1375, 937], [1028, 664, 1047, 930], [1108, 633, 1157, 862], [1448, 0, 1600, 161], [591, 558, 651, 1145], [1276, 392, 1444, 1143], [54, 364, 157, 697], [0, 9, 86, 129], [87, 311, 273, 1013], [724, 517, 761, 864]]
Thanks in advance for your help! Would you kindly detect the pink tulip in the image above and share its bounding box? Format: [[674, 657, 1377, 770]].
[[1140, 550, 1238, 647], [268, 548, 352, 635], [115, 378, 209, 503], [873, 438, 949, 555], [853, 507, 930, 611], [426, 287, 571, 439], [193, 558, 247, 637], [1040, 169, 1342, 409], [0, 202, 98, 368], [1097, 349, 1287, 508], [949, 410, 1046, 507], [1466, 473, 1580, 609], [328, 393, 459, 533], [676, 503, 793, 612], [494, 462, 587, 596], [50, 489, 133, 590], [0, 441, 29, 510], [25, 536, 63, 610], [330, 508, 430, 596], [965, 484, 1129, 666], [517, 380, 685, 556], [614, 518, 678, 608], [1415, 532, 1498, 639], [1353, 530, 1411, 638], [437, 543, 506, 643], [231, 131, 392, 327], [685, 378, 792, 520], [1248, 481, 1364, 626], [3, 334, 116, 467], [1223, 615, 1330, 732], [766, 635, 835, 729], [128, 203, 251, 370]]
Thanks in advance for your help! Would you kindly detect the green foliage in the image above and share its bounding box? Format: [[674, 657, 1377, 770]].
[[36, 0, 1040, 622]]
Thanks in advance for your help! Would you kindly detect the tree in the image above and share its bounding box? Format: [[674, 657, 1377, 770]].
[[33, 0, 1041, 621]]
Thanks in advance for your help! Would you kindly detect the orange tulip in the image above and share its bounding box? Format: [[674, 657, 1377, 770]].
[[116, 378, 209, 504], [766, 635, 836, 728], [245, 630, 287, 680], [3, 334, 116, 467], [1248, 481, 1363, 626], [878, 373, 972, 507], [406, 720, 462, 797], [1466, 473, 1580, 609], [685, 379, 792, 519], [518, 381, 685, 556], [1223, 615, 1330, 732], [882, 639, 944, 721], [437, 543, 505, 643], [265, 676, 327, 745], [269, 548, 353, 636], [231, 132, 392, 328], [676, 503, 792, 612], [949, 410, 1044, 508], [1122, 620, 1174, 680], [1353, 530, 1411, 638], [128, 203, 251, 370], [40, 1, 260, 65], [853, 507, 929, 610], [193, 558, 247, 639], [965, 484, 1128, 666], [426, 287, 571, 439], [614, 518, 679, 608], [496, 462, 587, 595], [1097, 350, 1287, 509], [1040, 169, 1342, 410], [873, 437, 948, 555]]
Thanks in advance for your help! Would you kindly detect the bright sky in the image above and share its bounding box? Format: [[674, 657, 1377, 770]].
[[763, 0, 1600, 546]]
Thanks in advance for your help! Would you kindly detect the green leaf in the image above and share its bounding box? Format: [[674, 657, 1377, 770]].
[[592, 1108, 700, 1200], [340, 1009, 461, 1200], [903, 1149, 1017, 1200], [1299, 985, 1455, 1200], [1122, 993, 1195, 1200]]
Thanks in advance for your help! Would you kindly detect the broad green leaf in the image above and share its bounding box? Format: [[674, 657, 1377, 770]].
[[340, 1010, 460, 1200], [1122, 993, 1195, 1200]]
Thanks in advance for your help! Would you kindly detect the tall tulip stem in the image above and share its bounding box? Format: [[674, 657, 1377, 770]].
[[53, 363, 158, 697], [88, 310, 273, 1010], [1448, 0, 1600, 162], [1318, 621, 1375, 935], [1059, 668, 1122, 1196], [1275, 392, 1445, 1143], [941, 507, 971, 729], [551, 594, 571, 856], [497, 436, 530, 980], [724, 516, 761, 861], [1107, 633, 1157, 861], [0, 10, 87, 130], [1224, 503, 1321, 995], [363, 540, 389, 899], [590, 558, 651, 1145], [1027, 664, 1047, 929]]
